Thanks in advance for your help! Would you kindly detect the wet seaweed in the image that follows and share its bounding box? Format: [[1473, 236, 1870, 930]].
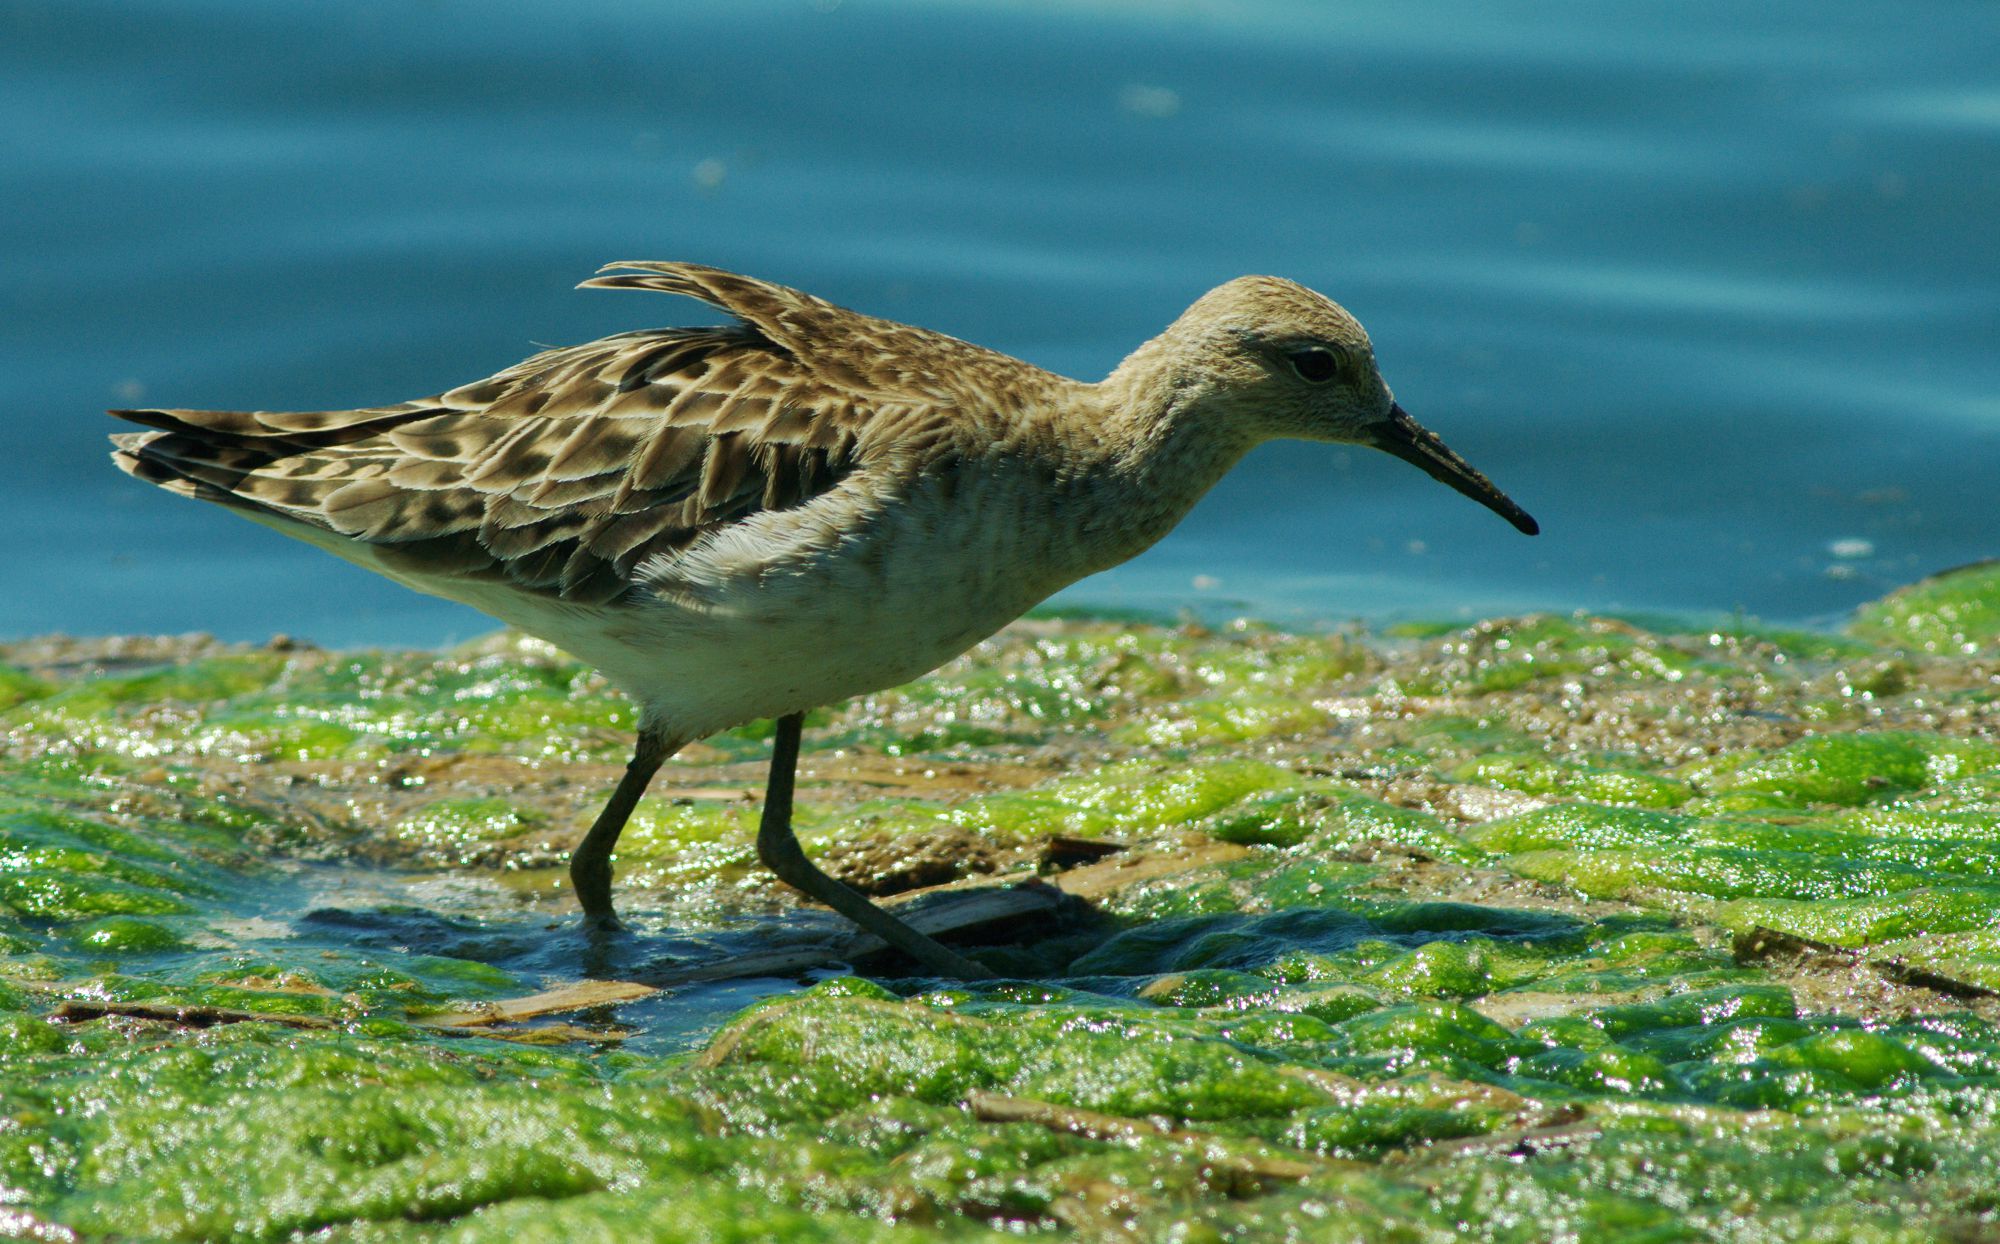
[[2, 566, 1999, 1239]]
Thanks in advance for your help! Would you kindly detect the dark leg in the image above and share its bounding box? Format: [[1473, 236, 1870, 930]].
[[571, 726, 678, 930], [757, 713, 995, 979]]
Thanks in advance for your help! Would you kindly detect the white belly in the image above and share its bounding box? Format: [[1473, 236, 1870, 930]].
[[447, 465, 1101, 741]]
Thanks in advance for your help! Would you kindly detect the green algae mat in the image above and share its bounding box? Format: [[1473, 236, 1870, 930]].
[[3, 563, 2000, 1241]]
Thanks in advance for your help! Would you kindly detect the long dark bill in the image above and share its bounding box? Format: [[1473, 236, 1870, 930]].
[[1368, 403, 1539, 536]]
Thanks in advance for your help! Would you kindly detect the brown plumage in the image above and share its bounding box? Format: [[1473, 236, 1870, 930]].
[[113, 264, 1074, 602], [109, 261, 1536, 977], [111, 262, 1025, 604]]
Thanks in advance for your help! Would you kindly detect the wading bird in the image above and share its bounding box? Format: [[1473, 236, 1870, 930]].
[[111, 263, 1536, 978]]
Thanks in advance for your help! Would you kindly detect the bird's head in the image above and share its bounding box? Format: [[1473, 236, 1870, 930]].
[[1119, 276, 1538, 536]]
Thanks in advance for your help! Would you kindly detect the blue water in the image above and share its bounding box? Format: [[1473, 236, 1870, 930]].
[[5, 0, 1996, 645]]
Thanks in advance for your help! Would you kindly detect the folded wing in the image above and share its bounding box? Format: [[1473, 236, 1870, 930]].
[[109, 266, 944, 605]]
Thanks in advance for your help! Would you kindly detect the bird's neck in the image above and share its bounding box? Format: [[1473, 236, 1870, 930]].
[[1055, 358, 1260, 572]]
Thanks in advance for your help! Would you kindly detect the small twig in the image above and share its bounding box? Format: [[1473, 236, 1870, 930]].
[[1733, 926, 1856, 967], [1384, 1104, 1596, 1164], [49, 1000, 336, 1030], [1037, 836, 1127, 871], [1869, 956, 2000, 1001], [424, 980, 658, 1028], [1735, 926, 2000, 1000], [450, 1022, 632, 1045], [50, 998, 626, 1045]]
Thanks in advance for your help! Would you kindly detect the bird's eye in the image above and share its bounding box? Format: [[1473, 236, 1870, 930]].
[[1288, 348, 1340, 383]]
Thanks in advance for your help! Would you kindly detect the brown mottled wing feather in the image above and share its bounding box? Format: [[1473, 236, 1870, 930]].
[[110, 322, 871, 605], [578, 261, 1040, 404], [109, 262, 1068, 605]]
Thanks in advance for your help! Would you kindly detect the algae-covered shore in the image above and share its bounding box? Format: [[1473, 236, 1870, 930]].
[[4, 565, 2000, 1241]]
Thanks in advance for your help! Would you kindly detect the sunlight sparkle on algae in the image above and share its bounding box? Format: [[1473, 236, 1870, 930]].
[[0, 566, 1997, 1238]]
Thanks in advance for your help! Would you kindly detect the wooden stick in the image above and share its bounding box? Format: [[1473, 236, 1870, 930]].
[[49, 1000, 336, 1030], [1735, 925, 2000, 1000], [424, 980, 658, 1028]]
